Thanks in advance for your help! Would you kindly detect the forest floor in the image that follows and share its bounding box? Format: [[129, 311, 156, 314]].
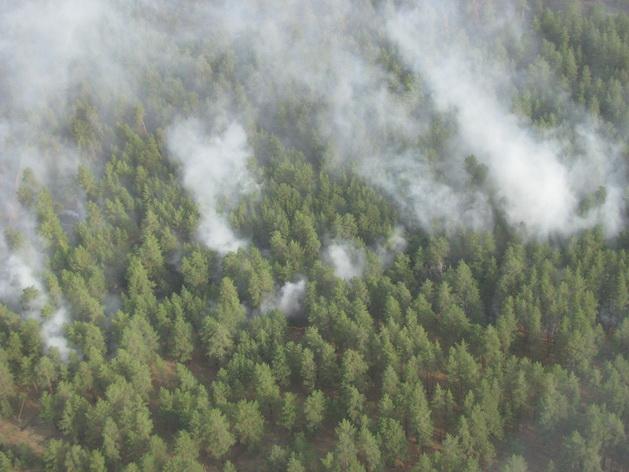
[[491, 420, 558, 472], [0, 398, 55, 470], [0, 418, 46, 456]]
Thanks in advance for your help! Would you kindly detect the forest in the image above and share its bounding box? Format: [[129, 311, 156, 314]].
[[0, 0, 628, 471]]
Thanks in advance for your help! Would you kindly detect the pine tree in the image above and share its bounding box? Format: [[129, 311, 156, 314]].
[[233, 400, 264, 448], [378, 417, 406, 466], [405, 382, 433, 448], [304, 390, 326, 432], [201, 409, 235, 459], [279, 392, 298, 431]]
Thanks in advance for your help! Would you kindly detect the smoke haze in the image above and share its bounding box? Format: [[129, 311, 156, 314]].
[[0, 0, 627, 349]]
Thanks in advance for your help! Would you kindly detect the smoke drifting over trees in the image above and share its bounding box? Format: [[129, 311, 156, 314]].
[[0, 235, 69, 356], [194, 0, 627, 237], [0, 0, 628, 471], [387, 1, 626, 235]]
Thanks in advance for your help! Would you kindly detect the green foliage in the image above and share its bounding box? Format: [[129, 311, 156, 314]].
[[304, 390, 326, 432], [2, 2, 628, 471], [200, 409, 235, 459], [233, 400, 265, 448]]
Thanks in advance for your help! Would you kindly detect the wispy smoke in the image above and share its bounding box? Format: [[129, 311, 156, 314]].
[[0, 239, 40, 304], [0, 0, 103, 354], [377, 226, 408, 266], [0, 0, 165, 353], [41, 307, 70, 357], [0, 0, 235, 351], [324, 242, 366, 280], [206, 0, 626, 237], [167, 119, 257, 254], [0, 234, 69, 357]]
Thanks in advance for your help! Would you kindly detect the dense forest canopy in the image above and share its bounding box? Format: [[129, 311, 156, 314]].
[[0, 0, 628, 470]]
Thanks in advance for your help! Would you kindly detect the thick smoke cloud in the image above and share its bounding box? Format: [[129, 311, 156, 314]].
[[3, 0, 622, 243], [0, 0, 109, 354], [167, 119, 256, 254], [0, 0, 239, 350], [204, 0, 484, 230]]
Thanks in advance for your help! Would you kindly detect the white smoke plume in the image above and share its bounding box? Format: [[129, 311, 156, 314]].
[[0, 0, 235, 351], [0, 0, 178, 353], [3, 0, 623, 243], [0, 0, 104, 354], [203, 0, 479, 230], [385, 1, 626, 236], [167, 119, 257, 254], [324, 242, 366, 280], [277, 279, 307, 316], [262, 278, 307, 317]]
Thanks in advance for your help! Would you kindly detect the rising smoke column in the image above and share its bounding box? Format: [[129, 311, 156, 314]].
[[167, 119, 257, 254], [0, 0, 108, 354], [262, 278, 308, 317]]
